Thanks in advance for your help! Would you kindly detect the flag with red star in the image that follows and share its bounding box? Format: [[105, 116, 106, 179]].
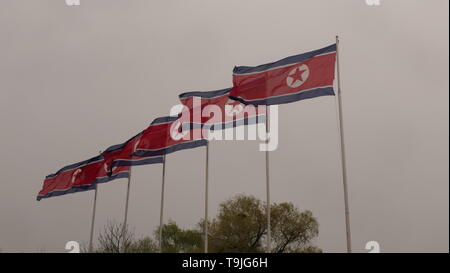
[[133, 115, 207, 158], [178, 87, 266, 130], [101, 132, 164, 169], [229, 44, 337, 105], [37, 155, 130, 201]]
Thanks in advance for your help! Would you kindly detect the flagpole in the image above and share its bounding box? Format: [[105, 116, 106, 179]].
[[204, 141, 209, 253], [122, 168, 132, 252], [159, 155, 166, 253], [335, 35, 352, 253], [88, 184, 98, 252], [88, 150, 103, 252], [265, 106, 271, 253]]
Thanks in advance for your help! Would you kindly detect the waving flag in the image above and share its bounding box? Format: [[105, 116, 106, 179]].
[[102, 132, 164, 170], [229, 44, 336, 105], [37, 155, 130, 201], [133, 116, 207, 158], [94, 159, 131, 185], [178, 87, 266, 130]]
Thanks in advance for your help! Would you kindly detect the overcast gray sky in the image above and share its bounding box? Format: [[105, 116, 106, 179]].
[[0, 0, 448, 253]]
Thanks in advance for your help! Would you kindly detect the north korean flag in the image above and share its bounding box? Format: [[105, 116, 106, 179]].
[[37, 155, 130, 201], [102, 132, 164, 169], [94, 158, 131, 185], [229, 44, 336, 105], [178, 87, 266, 130], [133, 115, 207, 158]]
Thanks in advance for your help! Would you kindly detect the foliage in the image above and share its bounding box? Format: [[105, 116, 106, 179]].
[[207, 195, 266, 252], [91, 195, 321, 253], [155, 221, 203, 253], [207, 195, 320, 253]]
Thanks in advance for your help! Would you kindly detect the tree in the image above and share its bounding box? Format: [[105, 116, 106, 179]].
[[89, 220, 158, 253], [95, 220, 134, 253], [206, 195, 266, 252], [91, 195, 321, 253], [128, 237, 159, 253], [270, 203, 319, 253], [206, 195, 321, 253], [155, 221, 203, 253]]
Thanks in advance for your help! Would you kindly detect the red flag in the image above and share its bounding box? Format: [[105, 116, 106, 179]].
[[102, 132, 164, 169], [133, 116, 207, 158], [37, 155, 130, 201], [229, 44, 336, 105], [178, 88, 266, 130]]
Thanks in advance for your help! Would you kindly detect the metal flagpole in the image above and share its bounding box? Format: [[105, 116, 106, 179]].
[[88, 184, 98, 252], [88, 150, 103, 252], [265, 106, 271, 253], [335, 35, 352, 253], [204, 141, 209, 253], [121, 168, 132, 252], [159, 155, 166, 253]]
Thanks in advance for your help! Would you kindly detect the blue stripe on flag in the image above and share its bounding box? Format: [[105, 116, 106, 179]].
[[133, 139, 207, 158], [229, 86, 335, 106], [150, 115, 180, 126], [179, 88, 232, 99], [233, 44, 336, 75], [112, 156, 164, 167]]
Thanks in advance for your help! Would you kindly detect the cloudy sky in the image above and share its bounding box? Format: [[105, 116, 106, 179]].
[[0, 0, 448, 253]]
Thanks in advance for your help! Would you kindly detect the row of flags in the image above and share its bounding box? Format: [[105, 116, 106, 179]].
[[37, 43, 337, 201]]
